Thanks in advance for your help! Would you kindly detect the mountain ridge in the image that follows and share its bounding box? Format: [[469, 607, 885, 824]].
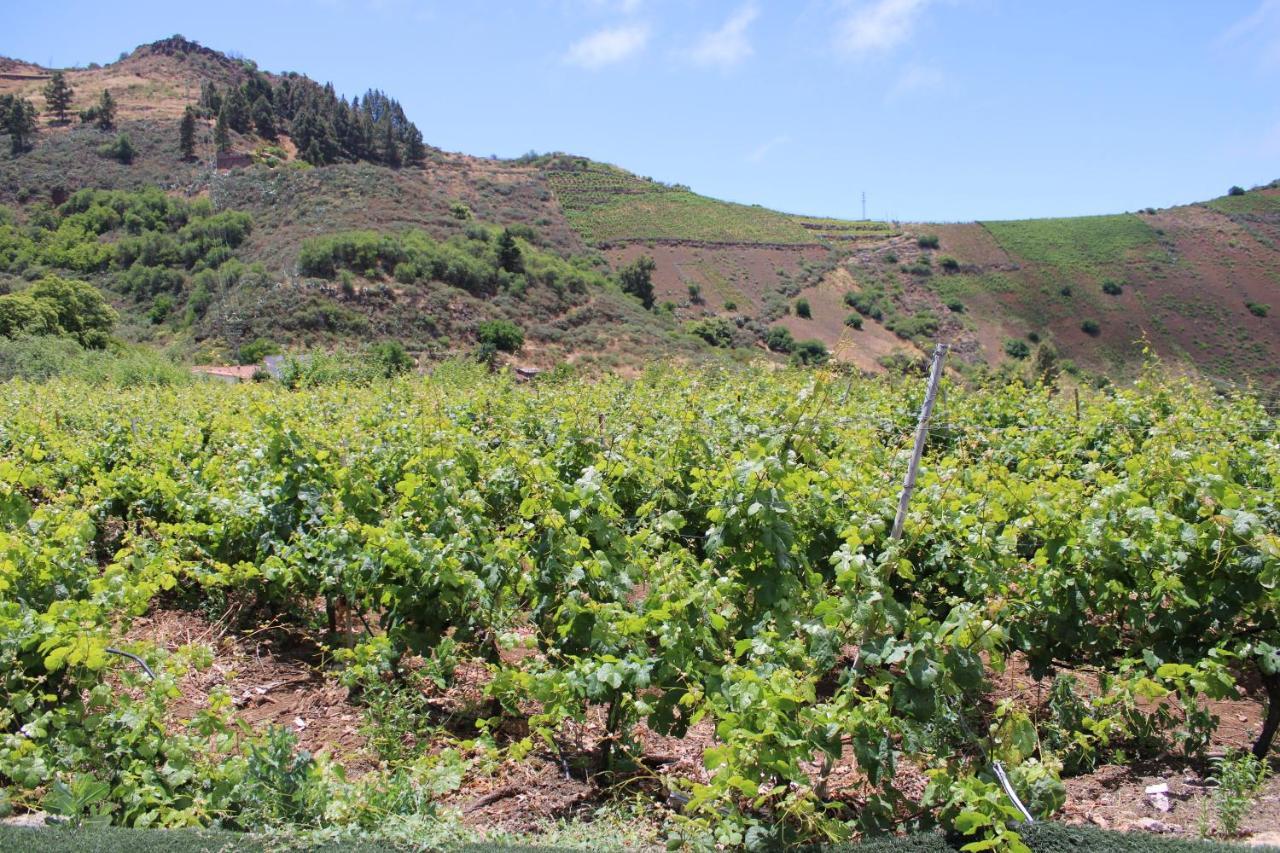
[[0, 36, 1276, 384]]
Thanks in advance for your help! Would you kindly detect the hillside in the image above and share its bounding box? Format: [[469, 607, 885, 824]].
[[0, 36, 1277, 384]]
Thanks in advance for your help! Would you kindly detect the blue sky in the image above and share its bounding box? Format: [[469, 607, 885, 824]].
[[4, 1, 1280, 221]]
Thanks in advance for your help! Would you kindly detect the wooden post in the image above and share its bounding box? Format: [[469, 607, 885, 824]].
[[890, 343, 948, 541], [1074, 387, 1081, 424]]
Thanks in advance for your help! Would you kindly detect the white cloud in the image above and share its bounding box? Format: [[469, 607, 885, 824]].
[[887, 64, 945, 100], [690, 3, 760, 69], [746, 134, 790, 163], [1217, 0, 1280, 68], [835, 0, 932, 57], [565, 24, 651, 68]]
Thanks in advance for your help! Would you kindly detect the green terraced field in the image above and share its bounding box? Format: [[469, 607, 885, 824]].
[[545, 161, 894, 245], [980, 214, 1158, 277]]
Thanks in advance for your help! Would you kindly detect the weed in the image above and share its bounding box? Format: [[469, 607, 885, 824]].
[[1210, 750, 1269, 836]]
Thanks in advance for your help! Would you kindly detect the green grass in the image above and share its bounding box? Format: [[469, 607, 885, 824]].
[[545, 161, 891, 245], [981, 214, 1158, 276], [1204, 191, 1280, 217]]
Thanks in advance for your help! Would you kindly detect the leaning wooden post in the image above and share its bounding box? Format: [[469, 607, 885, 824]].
[[890, 343, 948, 541]]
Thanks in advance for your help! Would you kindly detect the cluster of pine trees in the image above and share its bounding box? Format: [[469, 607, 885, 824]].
[[199, 70, 425, 168]]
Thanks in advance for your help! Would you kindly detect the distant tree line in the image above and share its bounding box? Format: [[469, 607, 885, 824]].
[[199, 69, 426, 168]]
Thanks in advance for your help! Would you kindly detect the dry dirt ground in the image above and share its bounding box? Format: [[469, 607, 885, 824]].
[[108, 607, 1280, 843]]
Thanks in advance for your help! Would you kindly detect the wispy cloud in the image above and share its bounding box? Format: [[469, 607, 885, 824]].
[[690, 3, 760, 69], [746, 134, 790, 163], [1217, 0, 1280, 68], [565, 24, 651, 68], [835, 0, 932, 57], [886, 64, 946, 100], [577, 0, 643, 12]]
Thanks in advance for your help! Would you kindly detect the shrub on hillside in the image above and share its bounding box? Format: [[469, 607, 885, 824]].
[[939, 256, 960, 272], [795, 298, 812, 319], [619, 255, 657, 309], [1101, 280, 1123, 295], [844, 291, 883, 320], [886, 310, 939, 340], [844, 313, 863, 330], [1246, 302, 1270, 317], [917, 234, 940, 250], [765, 326, 795, 353], [368, 340, 414, 376], [1228, 185, 1246, 196], [237, 337, 280, 365], [97, 134, 136, 164], [1081, 319, 1100, 336], [1004, 339, 1031, 360], [476, 319, 524, 353], [0, 276, 116, 348], [688, 317, 735, 347], [791, 339, 829, 366], [946, 299, 964, 313]]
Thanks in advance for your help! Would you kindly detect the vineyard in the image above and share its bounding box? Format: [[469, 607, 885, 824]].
[[543, 160, 894, 247], [1, 363, 1278, 850]]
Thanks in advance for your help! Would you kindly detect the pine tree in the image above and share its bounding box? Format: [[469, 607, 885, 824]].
[[223, 86, 249, 133], [214, 105, 231, 152], [179, 106, 197, 159], [199, 81, 221, 116], [251, 95, 275, 140], [0, 95, 38, 154], [497, 229, 523, 273], [95, 89, 116, 131], [381, 120, 400, 168], [42, 71, 74, 123], [403, 124, 426, 166]]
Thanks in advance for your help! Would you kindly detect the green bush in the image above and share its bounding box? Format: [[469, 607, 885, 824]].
[[795, 298, 811, 319], [939, 256, 960, 272], [0, 276, 117, 348], [1228, 185, 1245, 197], [96, 134, 135, 164], [688, 317, 735, 347], [1081, 319, 1100, 336], [765, 325, 795, 353], [147, 294, 175, 324], [0, 336, 188, 385], [946, 300, 964, 313], [844, 291, 883, 320], [723, 299, 737, 311], [1246, 302, 1269, 317], [1004, 339, 1031, 359], [237, 337, 280, 365], [844, 313, 863, 330], [476, 319, 524, 353], [917, 234, 940, 249], [1102, 280, 1123, 296], [619, 255, 656, 309], [790, 339, 829, 366], [886, 310, 939, 340], [367, 341, 414, 377]]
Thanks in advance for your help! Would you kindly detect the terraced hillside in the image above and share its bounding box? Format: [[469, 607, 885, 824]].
[[0, 36, 1276, 384]]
